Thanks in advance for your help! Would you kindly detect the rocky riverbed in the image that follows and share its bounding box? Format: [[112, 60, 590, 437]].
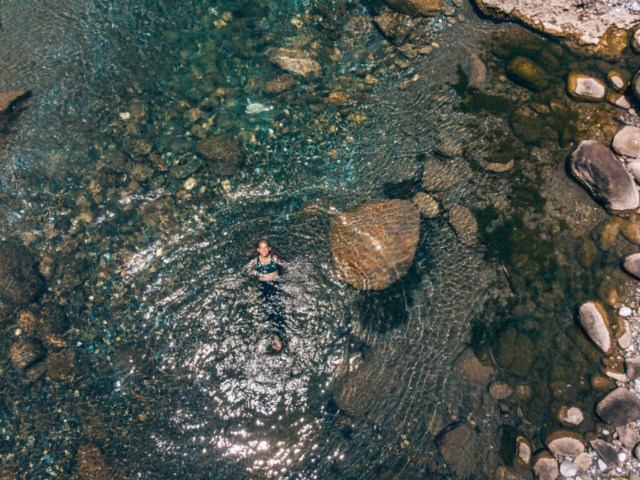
[[1, 0, 640, 479]]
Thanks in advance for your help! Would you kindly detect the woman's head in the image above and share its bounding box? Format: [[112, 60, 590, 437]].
[[257, 239, 271, 257]]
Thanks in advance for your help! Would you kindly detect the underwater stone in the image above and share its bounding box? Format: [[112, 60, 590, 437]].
[[505, 56, 549, 92], [613, 126, 640, 158], [590, 439, 618, 466], [45, 349, 75, 382], [460, 54, 487, 90], [626, 357, 640, 381], [596, 388, 640, 426], [0, 240, 45, 305], [411, 192, 440, 218], [75, 443, 113, 479], [488, 381, 512, 400], [567, 73, 606, 101], [17, 304, 69, 350], [436, 423, 481, 478], [422, 156, 461, 192], [619, 217, 640, 245], [454, 347, 496, 383], [493, 327, 533, 377], [576, 237, 598, 268], [270, 48, 321, 77], [532, 451, 559, 480], [570, 140, 639, 211], [383, 0, 443, 17], [633, 71, 640, 103], [592, 217, 621, 250], [195, 135, 246, 176], [264, 74, 297, 95], [578, 301, 613, 355], [330, 200, 419, 290], [443, 201, 478, 247], [481, 159, 514, 173], [9, 338, 45, 370], [546, 430, 585, 457], [573, 451, 593, 471], [0, 90, 30, 114]]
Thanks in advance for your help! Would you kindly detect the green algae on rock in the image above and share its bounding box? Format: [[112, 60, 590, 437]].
[[505, 56, 549, 92]]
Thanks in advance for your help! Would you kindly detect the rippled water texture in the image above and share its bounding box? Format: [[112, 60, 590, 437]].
[[2, 0, 638, 478]]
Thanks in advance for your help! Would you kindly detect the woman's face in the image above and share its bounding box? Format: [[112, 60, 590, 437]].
[[257, 242, 270, 257]]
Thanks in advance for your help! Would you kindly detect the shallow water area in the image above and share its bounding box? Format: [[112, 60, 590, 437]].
[[1, 0, 640, 478]]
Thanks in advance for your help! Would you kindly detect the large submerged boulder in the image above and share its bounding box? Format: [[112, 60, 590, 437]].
[[567, 73, 606, 102], [505, 56, 549, 92], [382, 0, 443, 17], [330, 200, 419, 290], [0, 241, 45, 305], [195, 135, 246, 176], [270, 48, 321, 77], [436, 423, 482, 478], [569, 140, 639, 211]]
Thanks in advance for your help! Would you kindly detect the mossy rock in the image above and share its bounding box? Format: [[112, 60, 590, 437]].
[[576, 237, 598, 269], [506, 56, 549, 92], [509, 107, 546, 145], [591, 217, 621, 250], [494, 327, 534, 377]]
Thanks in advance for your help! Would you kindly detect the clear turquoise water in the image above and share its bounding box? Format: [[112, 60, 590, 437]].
[[1, 0, 639, 478]]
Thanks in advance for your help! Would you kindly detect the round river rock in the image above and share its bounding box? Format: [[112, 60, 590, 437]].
[[596, 387, 640, 427], [195, 135, 246, 176], [612, 126, 640, 158], [569, 140, 639, 211], [0, 240, 45, 305], [330, 200, 419, 290]]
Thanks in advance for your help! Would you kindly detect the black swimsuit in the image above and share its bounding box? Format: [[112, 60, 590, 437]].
[[256, 256, 284, 338]]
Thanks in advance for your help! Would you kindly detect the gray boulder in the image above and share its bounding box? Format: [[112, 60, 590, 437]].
[[596, 387, 640, 426], [613, 126, 640, 158], [590, 439, 618, 466], [546, 430, 585, 457], [622, 253, 640, 279], [0, 241, 45, 305], [569, 140, 639, 211], [436, 423, 481, 478]]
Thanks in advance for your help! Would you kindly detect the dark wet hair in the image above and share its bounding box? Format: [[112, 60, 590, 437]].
[[247, 237, 283, 261]]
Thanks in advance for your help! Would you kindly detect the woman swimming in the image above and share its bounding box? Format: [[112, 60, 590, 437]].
[[247, 239, 286, 351]]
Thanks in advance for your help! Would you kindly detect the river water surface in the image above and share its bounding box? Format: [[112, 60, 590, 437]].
[[1, 0, 639, 479]]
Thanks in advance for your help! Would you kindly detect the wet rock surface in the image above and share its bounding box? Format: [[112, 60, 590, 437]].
[[505, 56, 548, 92], [0, 240, 45, 305], [9, 338, 46, 370], [567, 73, 606, 102], [532, 451, 559, 480], [455, 347, 496, 383], [493, 327, 534, 376], [578, 301, 614, 354], [545, 430, 585, 457], [623, 253, 640, 280], [596, 387, 640, 427], [613, 126, 640, 158], [436, 423, 482, 478], [330, 200, 419, 290], [570, 140, 639, 211], [270, 48, 321, 77], [195, 135, 246, 176]]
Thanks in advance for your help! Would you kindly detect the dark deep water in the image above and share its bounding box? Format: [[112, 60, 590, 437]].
[[1, 0, 640, 478]]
